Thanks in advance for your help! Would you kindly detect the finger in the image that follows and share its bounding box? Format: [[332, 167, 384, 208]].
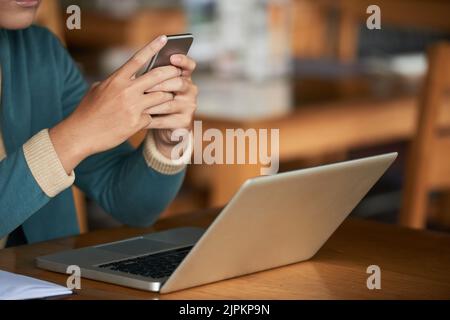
[[145, 114, 191, 130], [146, 77, 190, 93], [115, 35, 168, 79], [136, 92, 174, 111], [170, 54, 196, 76], [139, 114, 153, 129], [143, 100, 181, 115], [133, 65, 182, 92]]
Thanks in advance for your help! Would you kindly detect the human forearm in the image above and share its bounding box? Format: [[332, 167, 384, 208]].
[[74, 141, 185, 227], [0, 134, 64, 238]]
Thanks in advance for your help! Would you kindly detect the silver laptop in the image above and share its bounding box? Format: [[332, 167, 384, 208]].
[[36, 153, 397, 293]]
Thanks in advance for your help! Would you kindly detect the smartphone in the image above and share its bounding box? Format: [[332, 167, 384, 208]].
[[140, 33, 194, 75]]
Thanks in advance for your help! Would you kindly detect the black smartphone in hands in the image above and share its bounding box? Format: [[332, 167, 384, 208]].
[[141, 33, 194, 74]]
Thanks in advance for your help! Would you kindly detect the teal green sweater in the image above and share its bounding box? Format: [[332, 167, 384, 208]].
[[0, 26, 185, 244]]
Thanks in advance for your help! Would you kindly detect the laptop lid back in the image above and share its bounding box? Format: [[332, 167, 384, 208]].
[[161, 153, 397, 293]]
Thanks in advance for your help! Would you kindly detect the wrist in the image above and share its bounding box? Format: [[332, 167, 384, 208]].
[[49, 117, 92, 173]]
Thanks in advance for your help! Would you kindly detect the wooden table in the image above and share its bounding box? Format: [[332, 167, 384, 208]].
[[1, 208, 449, 299]]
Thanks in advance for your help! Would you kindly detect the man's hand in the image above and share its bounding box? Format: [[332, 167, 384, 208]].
[[144, 54, 198, 159]]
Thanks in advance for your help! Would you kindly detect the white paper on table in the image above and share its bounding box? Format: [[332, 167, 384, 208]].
[[0, 269, 72, 300]]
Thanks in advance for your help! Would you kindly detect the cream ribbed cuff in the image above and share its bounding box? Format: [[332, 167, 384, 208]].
[[23, 129, 75, 197], [143, 131, 191, 175]]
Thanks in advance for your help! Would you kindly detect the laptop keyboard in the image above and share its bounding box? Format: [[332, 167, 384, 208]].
[[98, 246, 193, 279]]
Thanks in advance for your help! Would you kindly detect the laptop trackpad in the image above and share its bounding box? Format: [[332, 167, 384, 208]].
[[98, 238, 175, 256]]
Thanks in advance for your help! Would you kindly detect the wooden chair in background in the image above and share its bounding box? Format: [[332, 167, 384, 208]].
[[400, 43, 450, 229]]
